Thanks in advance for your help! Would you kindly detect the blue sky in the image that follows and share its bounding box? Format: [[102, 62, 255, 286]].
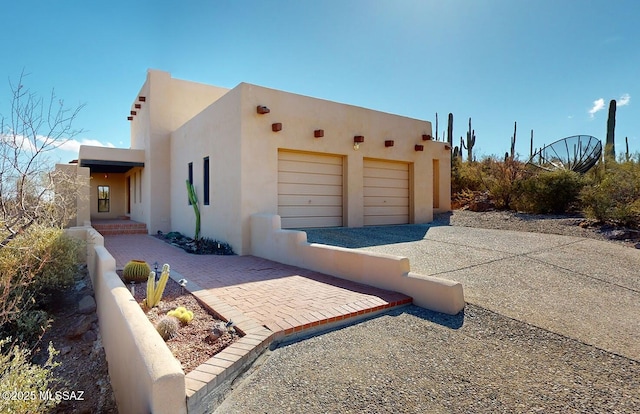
[[1, 0, 638, 162]]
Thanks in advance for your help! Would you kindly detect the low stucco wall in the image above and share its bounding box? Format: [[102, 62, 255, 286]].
[[250, 214, 465, 315], [74, 227, 186, 414]]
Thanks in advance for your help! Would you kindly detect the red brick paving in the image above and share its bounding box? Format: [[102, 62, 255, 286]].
[[103, 234, 411, 335]]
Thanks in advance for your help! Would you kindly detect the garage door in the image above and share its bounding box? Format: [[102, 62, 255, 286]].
[[363, 159, 410, 226], [278, 151, 343, 228]]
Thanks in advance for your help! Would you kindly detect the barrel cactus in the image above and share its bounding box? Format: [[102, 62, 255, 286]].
[[155, 315, 180, 341], [123, 260, 151, 283]]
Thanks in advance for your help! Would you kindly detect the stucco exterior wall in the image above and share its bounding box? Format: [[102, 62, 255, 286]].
[[170, 86, 243, 249], [236, 83, 450, 254], [89, 173, 127, 220], [129, 70, 231, 234]]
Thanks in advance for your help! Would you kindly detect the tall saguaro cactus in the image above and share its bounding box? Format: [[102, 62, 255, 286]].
[[462, 117, 476, 162], [435, 112, 439, 141], [447, 113, 454, 146], [606, 99, 616, 159], [186, 180, 201, 241]]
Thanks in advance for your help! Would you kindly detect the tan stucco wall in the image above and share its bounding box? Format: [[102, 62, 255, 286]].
[[165, 79, 449, 254], [129, 70, 231, 234], [170, 86, 243, 248], [251, 214, 465, 315], [89, 173, 127, 220], [235, 83, 449, 254], [54, 163, 91, 227], [78, 227, 186, 414]]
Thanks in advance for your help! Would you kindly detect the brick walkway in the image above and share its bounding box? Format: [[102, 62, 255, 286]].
[[103, 234, 411, 336]]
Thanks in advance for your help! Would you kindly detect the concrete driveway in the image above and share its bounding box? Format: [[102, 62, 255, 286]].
[[305, 224, 640, 361]]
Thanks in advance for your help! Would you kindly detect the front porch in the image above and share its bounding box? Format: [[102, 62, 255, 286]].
[[92, 218, 148, 236]]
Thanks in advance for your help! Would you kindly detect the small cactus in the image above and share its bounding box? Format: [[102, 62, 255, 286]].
[[123, 260, 150, 283], [155, 315, 180, 341], [167, 306, 194, 325], [145, 264, 170, 308]]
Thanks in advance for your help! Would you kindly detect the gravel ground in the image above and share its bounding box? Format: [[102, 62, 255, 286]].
[[214, 211, 640, 413], [216, 305, 640, 414]]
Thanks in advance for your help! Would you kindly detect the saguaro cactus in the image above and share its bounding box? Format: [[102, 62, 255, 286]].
[[447, 113, 454, 146], [606, 99, 616, 159], [509, 121, 517, 160], [186, 180, 201, 240], [530, 129, 534, 159], [435, 112, 439, 141], [461, 117, 476, 162]]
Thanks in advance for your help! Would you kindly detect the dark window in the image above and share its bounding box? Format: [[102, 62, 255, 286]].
[[98, 185, 110, 213], [203, 157, 210, 205], [188, 162, 193, 205]]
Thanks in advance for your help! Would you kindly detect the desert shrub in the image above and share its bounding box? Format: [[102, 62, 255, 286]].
[[580, 160, 640, 226], [10, 310, 51, 346], [477, 157, 529, 210], [0, 226, 80, 337], [451, 158, 485, 195], [155, 315, 180, 341], [0, 338, 60, 413], [515, 169, 585, 214]]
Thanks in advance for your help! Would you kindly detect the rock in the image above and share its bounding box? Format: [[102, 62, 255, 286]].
[[78, 295, 96, 314], [635, 242, 640, 249], [67, 314, 98, 339], [74, 280, 87, 292], [60, 346, 72, 356], [82, 330, 97, 343]]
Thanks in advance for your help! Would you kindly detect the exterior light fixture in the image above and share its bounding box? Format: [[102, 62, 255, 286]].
[[422, 134, 432, 141], [385, 140, 394, 147], [257, 105, 270, 114], [138, 96, 146, 102], [415, 144, 424, 151], [272, 123, 282, 132], [314, 129, 324, 138], [353, 135, 364, 150]]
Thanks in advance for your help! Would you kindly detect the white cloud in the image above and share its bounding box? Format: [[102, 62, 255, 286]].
[[619, 93, 631, 106], [588, 98, 605, 118], [56, 138, 116, 153]]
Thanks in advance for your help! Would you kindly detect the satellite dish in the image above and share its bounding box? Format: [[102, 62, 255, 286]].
[[527, 135, 602, 174]]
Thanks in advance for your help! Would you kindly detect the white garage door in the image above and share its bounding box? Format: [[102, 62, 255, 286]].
[[363, 159, 410, 226], [278, 151, 343, 228]]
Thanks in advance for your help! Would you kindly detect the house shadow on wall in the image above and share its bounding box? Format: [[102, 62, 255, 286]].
[[302, 212, 453, 249]]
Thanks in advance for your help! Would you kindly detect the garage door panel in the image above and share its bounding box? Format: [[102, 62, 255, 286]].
[[278, 206, 343, 218], [278, 183, 343, 196], [363, 196, 409, 207], [278, 151, 343, 228], [278, 195, 343, 207], [363, 159, 409, 226], [364, 167, 409, 180], [279, 151, 343, 165], [364, 159, 407, 170], [281, 216, 343, 228], [363, 176, 409, 189], [279, 171, 343, 186], [279, 160, 343, 175], [363, 186, 409, 198]]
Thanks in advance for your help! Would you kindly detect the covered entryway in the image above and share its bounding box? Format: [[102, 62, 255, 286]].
[[363, 158, 410, 225], [278, 150, 344, 228]]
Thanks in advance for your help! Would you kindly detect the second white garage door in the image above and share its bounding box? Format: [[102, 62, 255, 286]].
[[278, 151, 344, 228], [363, 159, 410, 226]]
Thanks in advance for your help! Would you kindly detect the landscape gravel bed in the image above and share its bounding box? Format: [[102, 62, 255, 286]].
[[216, 304, 639, 413]]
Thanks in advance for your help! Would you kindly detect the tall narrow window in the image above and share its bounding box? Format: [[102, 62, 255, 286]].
[[188, 162, 193, 205], [98, 185, 110, 213], [203, 157, 210, 205]]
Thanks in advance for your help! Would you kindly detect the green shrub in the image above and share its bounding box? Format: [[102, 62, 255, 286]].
[[478, 157, 529, 210], [451, 158, 484, 195], [580, 160, 640, 226], [515, 169, 585, 214], [0, 338, 60, 413], [0, 226, 80, 337]]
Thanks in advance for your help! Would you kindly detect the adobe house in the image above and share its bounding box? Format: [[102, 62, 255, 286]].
[[61, 69, 451, 255]]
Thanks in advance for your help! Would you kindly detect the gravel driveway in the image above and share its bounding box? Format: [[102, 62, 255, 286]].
[[215, 211, 640, 413]]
